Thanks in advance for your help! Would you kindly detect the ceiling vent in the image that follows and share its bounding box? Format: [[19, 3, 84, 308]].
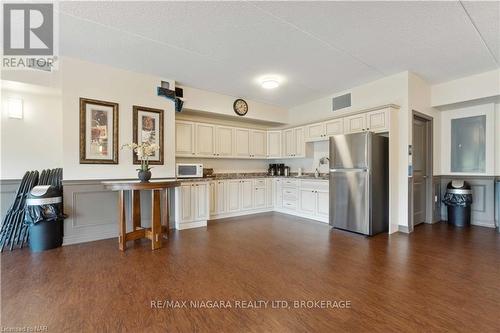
[[332, 93, 351, 111]]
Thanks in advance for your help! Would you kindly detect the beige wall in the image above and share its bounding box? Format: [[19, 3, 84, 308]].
[[60, 57, 177, 180], [287, 72, 408, 125], [181, 85, 288, 124], [431, 69, 500, 107], [1, 83, 63, 179]]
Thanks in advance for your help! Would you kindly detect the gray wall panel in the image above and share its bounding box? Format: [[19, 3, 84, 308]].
[[440, 176, 495, 228]]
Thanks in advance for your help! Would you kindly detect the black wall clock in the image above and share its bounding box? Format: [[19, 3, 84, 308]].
[[233, 99, 248, 116]]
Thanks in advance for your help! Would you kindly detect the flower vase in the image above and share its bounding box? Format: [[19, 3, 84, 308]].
[[138, 170, 151, 182]]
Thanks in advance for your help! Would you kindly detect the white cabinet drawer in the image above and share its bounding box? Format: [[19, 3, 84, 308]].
[[282, 179, 298, 187], [300, 180, 329, 192], [283, 188, 298, 200], [283, 200, 297, 210], [254, 179, 266, 187]]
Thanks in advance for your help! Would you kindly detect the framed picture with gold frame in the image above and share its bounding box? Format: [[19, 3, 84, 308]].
[[132, 105, 164, 165], [79, 98, 119, 164]]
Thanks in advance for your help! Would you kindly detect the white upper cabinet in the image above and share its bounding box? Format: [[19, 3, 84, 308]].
[[176, 121, 195, 156], [234, 128, 251, 157], [295, 127, 305, 158], [250, 130, 267, 158], [216, 126, 234, 157], [307, 123, 326, 141], [282, 127, 305, 158], [325, 119, 344, 136], [366, 109, 389, 132], [283, 129, 295, 157], [267, 131, 281, 158], [344, 114, 366, 133], [196, 123, 216, 157], [175, 107, 390, 158]]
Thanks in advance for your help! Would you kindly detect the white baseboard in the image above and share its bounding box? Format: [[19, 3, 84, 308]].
[[209, 207, 273, 220], [175, 220, 207, 230], [63, 230, 117, 246]]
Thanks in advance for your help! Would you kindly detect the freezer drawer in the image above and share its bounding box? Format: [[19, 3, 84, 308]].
[[329, 169, 369, 235]]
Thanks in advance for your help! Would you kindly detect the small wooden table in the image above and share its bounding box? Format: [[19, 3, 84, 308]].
[[102, 180, 180, 251]]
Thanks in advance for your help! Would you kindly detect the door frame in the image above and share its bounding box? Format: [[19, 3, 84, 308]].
[[410, 110, 433, 232]]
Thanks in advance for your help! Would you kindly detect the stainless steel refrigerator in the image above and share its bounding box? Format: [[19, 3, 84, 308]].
[[329, 132, 389, 235]]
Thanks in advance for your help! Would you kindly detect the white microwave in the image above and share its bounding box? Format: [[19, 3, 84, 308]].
[[176, 163, 203, 178]]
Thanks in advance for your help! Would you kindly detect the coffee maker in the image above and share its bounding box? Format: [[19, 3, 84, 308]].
[[268, 164, 277, 176], [277, 164, 285, 176]]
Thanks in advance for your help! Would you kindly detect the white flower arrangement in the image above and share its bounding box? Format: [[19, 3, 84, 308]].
[[121, 142, 159, 172]]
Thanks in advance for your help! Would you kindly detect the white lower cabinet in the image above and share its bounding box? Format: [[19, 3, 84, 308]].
[[317, 190, 329, 218], [178, 178, 329, 229], [240, 180, 253, 210], [173, 182, 210, 230], [299, 189, 316, 214], [227, 180, 241, 213]]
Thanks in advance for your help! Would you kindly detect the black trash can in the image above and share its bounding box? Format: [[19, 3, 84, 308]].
[[442, 180, 473, 227], [25, 185, 64, 251]]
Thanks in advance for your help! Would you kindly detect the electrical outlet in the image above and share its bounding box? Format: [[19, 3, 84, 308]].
[[434, 195, 438, 203]]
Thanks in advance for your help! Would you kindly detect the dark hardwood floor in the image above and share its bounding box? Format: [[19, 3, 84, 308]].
[[2, 212, 500, 332]]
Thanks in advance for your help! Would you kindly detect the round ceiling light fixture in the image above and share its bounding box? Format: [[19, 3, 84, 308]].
[[261, 78, 280, 89]]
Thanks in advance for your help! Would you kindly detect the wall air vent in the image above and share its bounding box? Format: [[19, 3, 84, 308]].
[[332, 93, 351, 111]]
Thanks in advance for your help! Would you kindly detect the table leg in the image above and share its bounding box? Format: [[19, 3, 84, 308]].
[[132, 190, 141, 230], [161, 189, 169, 238], [118, 190, 126, 251], [151, 189, 162, 250]]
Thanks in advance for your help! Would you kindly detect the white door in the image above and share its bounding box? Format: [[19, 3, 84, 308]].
[[194, 183, 209, 220], [366, 109, 389, 132], [266, 179, 274, 207], [227, 180, 240, 212], [267, 131, 281, 158], [196, 124, 216, 157], [216, 126, 234, 157], [251, 130, 267, 158], [176, 122, 195, 156], [344, 114, 366, 133], [180, 184, 193, 222], [234, 128, 251, 158], [299, 189, 316, 214], [325, 119, 344, 136], [283, 129, 295, 157], [209, 182, 216, 216], [295, 127, 305, 157], [240, 180, 253, 210], [307, 123, 325, 140], [316, 190, 329, 218], [215, 181, 226, 214]]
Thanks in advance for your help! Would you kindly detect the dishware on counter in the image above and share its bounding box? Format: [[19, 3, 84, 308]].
[[203, 168, 214, 178], [297, 168, 303, 177]]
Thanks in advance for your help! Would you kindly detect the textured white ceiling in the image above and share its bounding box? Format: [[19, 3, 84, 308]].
[[58, 1, 499, 108]]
